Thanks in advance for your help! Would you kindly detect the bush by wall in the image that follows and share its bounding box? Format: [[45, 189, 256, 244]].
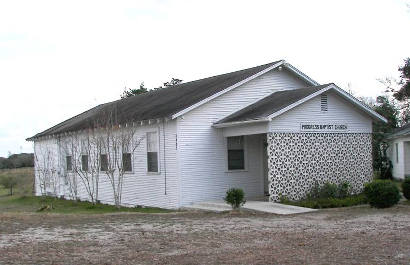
[[364, 180, 401, 208], [224, 188, 246, 210], [282, 194, 367, 209], [402, 178, 410, 200], [307, 181, 352, 199]]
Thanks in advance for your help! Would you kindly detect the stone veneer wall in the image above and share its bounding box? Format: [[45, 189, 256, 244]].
[[267, 132, 373, 202]]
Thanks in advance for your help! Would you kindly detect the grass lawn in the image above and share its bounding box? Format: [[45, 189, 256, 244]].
[[0, 167, 171, 214], [0, 195, 172, 214]]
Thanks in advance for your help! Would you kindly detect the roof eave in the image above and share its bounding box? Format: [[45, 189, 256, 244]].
[[212, 118, 269, 128]]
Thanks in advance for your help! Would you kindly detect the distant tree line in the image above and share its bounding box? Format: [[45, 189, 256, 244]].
[[0, 153, 34, 169]]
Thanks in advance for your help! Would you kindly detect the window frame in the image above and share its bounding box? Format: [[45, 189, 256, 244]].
[[225, 136, 247, 172], [146, 130, 160, 174], [396, 143, 399, 164]]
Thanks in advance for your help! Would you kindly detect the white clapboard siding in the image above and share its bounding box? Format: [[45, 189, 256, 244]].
[[269, 91, 372, 133], [177, 69, 310, 206], [388, 139, 406, 179], [33, 138, 65, 196], [34, 120, 179, 209]]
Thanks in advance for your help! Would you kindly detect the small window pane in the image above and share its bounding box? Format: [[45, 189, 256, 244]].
[[147, 132, 159, 172], [100, 154, 108, 171], [147, 132, 158, 152], [122, 153, 132, 172], [228, 136, 244, 170], [396, 143, 399, 163], [66, 156, 72, 171], [147, 152, 158, 172], [81, 155, 88, 171]]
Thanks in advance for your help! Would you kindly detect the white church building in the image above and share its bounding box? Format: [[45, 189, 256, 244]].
[[28, 60, 387, 209]]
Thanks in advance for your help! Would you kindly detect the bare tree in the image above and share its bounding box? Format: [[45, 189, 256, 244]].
[[33, 141, 58, 196], [73, 130, 103, 204], [97, 107, 144, 208], [59, 131, 103, 204], [59, 135, 80, 200]]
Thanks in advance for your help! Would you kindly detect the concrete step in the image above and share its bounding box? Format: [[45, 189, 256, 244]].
[[185, 200, 317, 215], [184, 203, 231, 212]]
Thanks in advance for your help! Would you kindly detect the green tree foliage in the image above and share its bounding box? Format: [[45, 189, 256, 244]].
[[0, 153, 34, 169], [372, 96, 399, 177], [0, 175, 18, 196], [121, 82, 148, 98], [402, 177, 410, 200], [121, 78, 183, 98], [392, 58, 410, 123], [155, 78, 183, 90]]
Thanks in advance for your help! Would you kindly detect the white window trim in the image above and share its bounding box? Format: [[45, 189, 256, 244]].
[[225, 135, 248, 173], [146, 128, 161, 174]]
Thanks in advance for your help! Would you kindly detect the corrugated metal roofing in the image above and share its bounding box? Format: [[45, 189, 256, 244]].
[[215, 84, 331, 124], [29, 61, 282, 139]]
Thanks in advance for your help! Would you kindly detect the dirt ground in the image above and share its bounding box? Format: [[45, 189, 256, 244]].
[[1, 205, 410, 265]]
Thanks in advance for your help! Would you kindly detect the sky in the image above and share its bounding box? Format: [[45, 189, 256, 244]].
[[0, 0, 409, 157]]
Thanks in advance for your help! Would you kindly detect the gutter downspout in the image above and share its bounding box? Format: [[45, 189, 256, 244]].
[[163, 120, 167, 195]]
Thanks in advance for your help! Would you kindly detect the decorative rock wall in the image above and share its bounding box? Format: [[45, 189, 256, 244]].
[[267, 132, 373, 201]]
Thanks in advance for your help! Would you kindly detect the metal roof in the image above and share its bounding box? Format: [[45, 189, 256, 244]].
[[28, 61, 283, 140]]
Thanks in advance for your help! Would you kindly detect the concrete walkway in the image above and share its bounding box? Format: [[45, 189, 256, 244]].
[[185, 200, 317, 215]]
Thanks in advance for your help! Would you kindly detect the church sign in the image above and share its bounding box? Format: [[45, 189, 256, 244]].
[[300, 123, 348, 132]]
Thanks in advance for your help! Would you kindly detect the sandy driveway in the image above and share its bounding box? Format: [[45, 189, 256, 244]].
[[0, 205, 409, 264]]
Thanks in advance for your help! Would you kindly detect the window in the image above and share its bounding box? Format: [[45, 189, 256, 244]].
[[396, 143, 399, 163], [66, 156, 72, 171], [147, 132, 158, 172], [321, 94, 328, 111], [227, 136, 245, 170], [100, 154, 108, 171], [122, 153, 132, 172], [81, 155, 88, 172]]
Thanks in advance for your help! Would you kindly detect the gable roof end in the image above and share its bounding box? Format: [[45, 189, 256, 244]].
[[214, 84, 387, 127]]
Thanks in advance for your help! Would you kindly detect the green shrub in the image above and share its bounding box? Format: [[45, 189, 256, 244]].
[[307, 181, 351, 199], [282, 194, 367, 209], [364, 180, 401, 208], [279, 194, 290, 204], [402, 178, 410, 200], [336, 181, 351, 198], [319, 182, 338, 198], [306, 181, 321, 199], [224, 188, 246, 209], [0, 175, 18, 196]]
